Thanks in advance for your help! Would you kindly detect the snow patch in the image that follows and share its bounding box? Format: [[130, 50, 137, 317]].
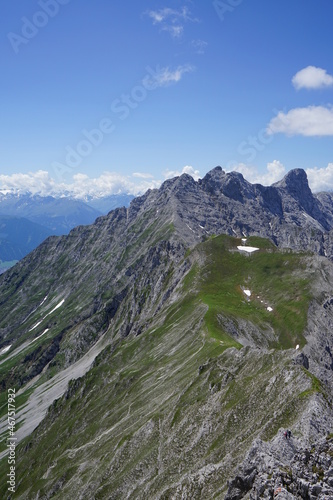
[[29, 299, 65, 332], [29, 320, 43, 332], [243, 289, 251, 297], [267, 306, 273, 312], [237, 246, 259, 253], [39, 296, 48, 307], [0, 345, 11, 355], [48, 299, 65, 315], [32, 329, 49, 343]]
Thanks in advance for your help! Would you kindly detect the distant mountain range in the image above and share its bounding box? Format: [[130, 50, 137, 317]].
[[0, 215, 52, 270], [0, 192, 134, 271]]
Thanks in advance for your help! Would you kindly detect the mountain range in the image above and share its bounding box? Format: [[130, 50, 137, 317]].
[[0, 167, 333, 498], [0, 193, 133, 271]]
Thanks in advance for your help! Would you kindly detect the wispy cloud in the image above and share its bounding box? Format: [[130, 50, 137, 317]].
[[292, 66, 333, 90], [163, 24, 184, 38], [147, 6, 196, 25], [144, 64, 195, 88], [191, 39, 208, 55], [145, 6, 198, 38], [132, 172, 154, 179], [267, 105, 333, 137]]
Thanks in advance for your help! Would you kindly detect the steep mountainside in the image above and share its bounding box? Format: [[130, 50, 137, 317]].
[[1, 167, 333, 498]]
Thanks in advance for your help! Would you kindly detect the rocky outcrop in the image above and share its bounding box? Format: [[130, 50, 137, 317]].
[[226, 435, 333, 499]]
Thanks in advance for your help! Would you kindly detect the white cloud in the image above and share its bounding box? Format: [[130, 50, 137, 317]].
[[0, 170, 57, 196], [292, 66, 333, 90], [147, 6, 195, 24], [306, 163, 333, 192], [164, 165, 201, 181], [0, 167, 203, 198], [145, 6, 198, 38], [267, 105, 333, 136], [228, 161, 286, 186], [0, 170, 162, 199], [144, 64, 195, 88]]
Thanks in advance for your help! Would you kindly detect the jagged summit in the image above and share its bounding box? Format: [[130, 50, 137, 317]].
[[128, 166, 333, 253], [274, 167, 309, 189], [274, 168, 314, 205]]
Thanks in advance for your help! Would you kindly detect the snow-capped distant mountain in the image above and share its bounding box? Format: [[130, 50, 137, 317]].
[[0, 193, 101, 235], [83, 194, 134, 214]]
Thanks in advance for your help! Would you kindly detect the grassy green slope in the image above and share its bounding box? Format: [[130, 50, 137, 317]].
[[0, 235, 317, 498], [191, 235, 310, 349]]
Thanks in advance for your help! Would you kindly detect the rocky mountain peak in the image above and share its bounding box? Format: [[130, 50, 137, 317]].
[[274, 168, 310, 195], [273, 168, 313, 206], [199, 166, 251, 201]]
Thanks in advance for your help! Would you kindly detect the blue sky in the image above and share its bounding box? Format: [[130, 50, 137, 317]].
[[1, 0, 333, 197]]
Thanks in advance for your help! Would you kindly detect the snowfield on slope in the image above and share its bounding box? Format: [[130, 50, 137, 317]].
[[237, 246, 259, 253]]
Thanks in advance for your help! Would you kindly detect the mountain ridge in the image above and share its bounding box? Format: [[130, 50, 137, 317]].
[[1, 166, 333, 498]]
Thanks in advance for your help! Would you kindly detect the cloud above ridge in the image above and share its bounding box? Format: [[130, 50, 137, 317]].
[[164, 165, 201, 181], [229, 160, 286, 186], [0, 166, 202, 199], [0, 170, 161, 198]]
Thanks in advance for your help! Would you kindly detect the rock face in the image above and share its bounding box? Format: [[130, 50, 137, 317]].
[[226, 436, 333, 499], [1, 167, 333, 498]]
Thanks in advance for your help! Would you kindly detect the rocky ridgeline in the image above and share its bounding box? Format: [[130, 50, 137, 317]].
[[139, 166, 333, 258], [2, 167, 333, 497], [226, 435, 333, 499]]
